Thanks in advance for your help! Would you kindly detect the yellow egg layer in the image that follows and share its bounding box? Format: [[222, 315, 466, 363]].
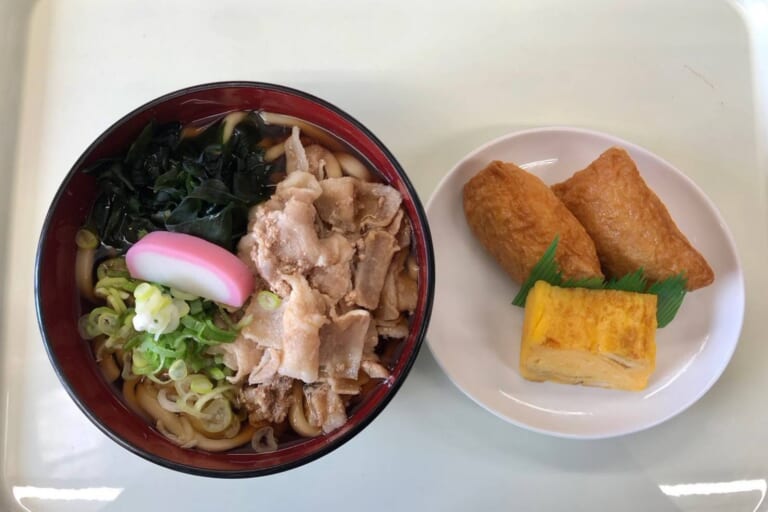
[[520, 281, 657, 391]]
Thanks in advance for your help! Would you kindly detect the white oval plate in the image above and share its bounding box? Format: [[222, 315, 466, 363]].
[[426, 127, 744, 439]]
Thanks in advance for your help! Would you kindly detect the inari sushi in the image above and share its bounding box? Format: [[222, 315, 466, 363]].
[[463, 160, 603, 283], [552, 147, 714, 291]]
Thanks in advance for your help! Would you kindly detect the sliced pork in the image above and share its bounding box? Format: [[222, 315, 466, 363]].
[[284, 126, 309, 174], [356, 181, 402, 229], [309, 260, 352, 304], [361, 358, 391, 379], [326, 377, 362, 395], [315, 177, 357, 232], [362, 318, 380, 355], [396, 267, 418, 313], [275, 170, 322, 203], [305, 144, 342, 180], [394, 210, 412, 250], [385, 208, 404, 237], [304, 383, 347, 433], [375, 250, 408, 322], [213, 335, 264, 385], [239, 376, 294, 424], [240, 295, 285, 349], [377, 316, 410, 339], [248, 348, 281, 385], [231, 125, 416, 438], [350, 230, 398, 309], [319, 309, 371, 379], [278, 275, 327, 383], [252, 173, 353, 295]]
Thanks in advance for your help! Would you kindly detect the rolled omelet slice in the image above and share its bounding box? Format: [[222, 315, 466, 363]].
[[463, 161, 603, 283], [520, 281, 657, 391], [552, 147, 714, 291]]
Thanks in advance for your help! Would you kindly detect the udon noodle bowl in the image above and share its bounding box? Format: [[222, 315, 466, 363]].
[[76, 111, 418, 453]]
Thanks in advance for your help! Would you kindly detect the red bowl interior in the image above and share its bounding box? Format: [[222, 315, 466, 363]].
[[35, 82, 434, 477]]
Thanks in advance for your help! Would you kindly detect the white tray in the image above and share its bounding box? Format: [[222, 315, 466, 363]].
[[2, 1, 767, 510]]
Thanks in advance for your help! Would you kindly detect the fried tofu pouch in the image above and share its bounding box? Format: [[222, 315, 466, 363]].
[[551, 147, 714, 291], [463, 160, 603, 283]]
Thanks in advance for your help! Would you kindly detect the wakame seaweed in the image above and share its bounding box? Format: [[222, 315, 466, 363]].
[[83, 112, 276, 251]]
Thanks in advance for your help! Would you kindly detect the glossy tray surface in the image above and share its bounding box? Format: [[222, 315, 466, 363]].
[[2, 1, 766, 510]]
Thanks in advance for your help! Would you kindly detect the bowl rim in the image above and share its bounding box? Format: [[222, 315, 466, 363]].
[[34, 80, 435, 478]]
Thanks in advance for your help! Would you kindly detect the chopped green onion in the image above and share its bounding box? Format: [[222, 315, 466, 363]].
[[95, 310, 120, 334], [180, 315, 237, 343], [133, 283, 189, 337], [96, 258, 130, 280], [78, 315, 100, 339], [189, 299, 203, 315], [139, 334, 184, 359], [168, 359, 188, 381], [257, 290, 282, 311], [106, 290, 127, 314], [96, 277, 139, 293], [170, 288, 199, 301], [147, 373, 172, 385], [196, 397, 233, 434], [123, 332, 143, 350], [181, 315, 206, 333], [75, 229, 99, 250], [134, 282, 154, 301], [216, 305, 237, 329], [234, 314, 253, 329], [189, 374, 213, 394], [194, 385, 235, 412], [203, 319, 238, 343], [132, 350, 149, 370], [208, 367, 226, 381], [81, 268, 244, 393]]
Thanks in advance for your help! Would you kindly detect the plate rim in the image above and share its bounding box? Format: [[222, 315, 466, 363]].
[[425, 125, 746, 440]]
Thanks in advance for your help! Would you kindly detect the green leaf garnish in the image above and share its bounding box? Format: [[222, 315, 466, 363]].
[[512, 237, 688, 327], [512, 236, 560, 306], [647, 273, 688, 328], [560, 276, 606, 290], [604, 268, 647, 292]]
